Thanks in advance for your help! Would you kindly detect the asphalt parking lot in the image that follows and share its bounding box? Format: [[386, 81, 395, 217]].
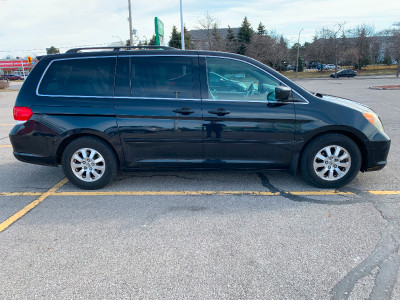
[[0, 77, 399, 299]]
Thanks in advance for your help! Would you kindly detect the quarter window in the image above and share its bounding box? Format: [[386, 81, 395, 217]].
[[39, 57, 116, 97], [206, 57, 283, 101]]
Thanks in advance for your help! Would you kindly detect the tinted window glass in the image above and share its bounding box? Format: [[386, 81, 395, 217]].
[[206, 57, 282, 101], [130, 56, 195, 99], [115, 57, 131, 97], [39, 57, 116, 96]]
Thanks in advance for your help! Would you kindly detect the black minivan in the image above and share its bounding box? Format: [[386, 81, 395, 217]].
[[10, 46, 390, 189]]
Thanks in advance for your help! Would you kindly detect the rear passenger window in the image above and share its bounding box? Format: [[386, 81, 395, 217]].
[[115, 56, 196, 99], [38, 57, 116, 97]]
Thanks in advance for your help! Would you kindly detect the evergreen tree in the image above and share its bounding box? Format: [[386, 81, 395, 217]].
[[168, 25, 181, 49], [211, 24, 223, 51], [298, 56, 304, 72], [257, 22, 266, 35], [149, 34, 157, 45], [184, 27, 195, 50], [46, 46, 60, 54], [168, 26, 194, 49], [225, 25, 236, 53], [237, 17, 253, 54]]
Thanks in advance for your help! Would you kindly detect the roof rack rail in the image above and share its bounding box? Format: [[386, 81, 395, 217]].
[[66, 46, 178, 53]]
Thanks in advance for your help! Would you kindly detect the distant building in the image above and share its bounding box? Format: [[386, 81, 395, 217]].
[[0, 59, 38, 75]]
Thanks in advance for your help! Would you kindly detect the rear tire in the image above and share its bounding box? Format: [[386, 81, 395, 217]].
[[300, 133, 361, 188], [62, 137, 117, 190]]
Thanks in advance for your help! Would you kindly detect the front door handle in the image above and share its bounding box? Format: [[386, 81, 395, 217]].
[[173, 107, 194, 115], [208, 108, 230, 116]]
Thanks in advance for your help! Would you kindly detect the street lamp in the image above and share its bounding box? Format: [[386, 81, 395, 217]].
[[180, 0, 185, 50], [296, 28, 303, 78], [127, 0, 134, 46]]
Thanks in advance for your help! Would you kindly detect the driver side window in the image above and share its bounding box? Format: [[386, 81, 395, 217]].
[[205, 57, 281, 101]]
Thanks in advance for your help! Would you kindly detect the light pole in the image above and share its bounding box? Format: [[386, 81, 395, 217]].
[[180, 0, 185, 50], [296, 28, 303, 78], [128, 0, 134, 46]]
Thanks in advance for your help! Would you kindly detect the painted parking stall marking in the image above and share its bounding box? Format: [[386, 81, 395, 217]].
[[0, 178, 68, 232], [1, 187, 399, 232]]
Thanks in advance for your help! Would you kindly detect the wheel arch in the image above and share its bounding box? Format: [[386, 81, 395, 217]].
[[292, 128, 369, 174], [56, 133, 122, 169]]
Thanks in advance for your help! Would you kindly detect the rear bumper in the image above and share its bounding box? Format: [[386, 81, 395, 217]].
[[13, 151, 58, 166], [10, 122, 59, 166]]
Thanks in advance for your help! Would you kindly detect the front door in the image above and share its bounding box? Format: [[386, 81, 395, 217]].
[[200, 57, 296, 167], [113, 55, 203, 167]]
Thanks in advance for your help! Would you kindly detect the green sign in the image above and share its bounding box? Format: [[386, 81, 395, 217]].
[[155, 17, 164, 46]]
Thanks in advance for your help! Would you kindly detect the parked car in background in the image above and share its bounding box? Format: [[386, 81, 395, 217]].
[[2, 74, 24, 80], [309, 62, 321, 69], [287, 65, 296, 71], [325, 64, 340, 70], [330, 69, 357, 78]]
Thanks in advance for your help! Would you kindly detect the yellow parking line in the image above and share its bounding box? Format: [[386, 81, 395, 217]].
[[0, 192, 42, 196], [1, 190, 395, 197], [0, 124, 14, 126], [55, 191, 281, 196], [369, 190, 400, 195], [0, 189, 398, 200], [0, 145, 12, 148], [0, 178, 68, 232]]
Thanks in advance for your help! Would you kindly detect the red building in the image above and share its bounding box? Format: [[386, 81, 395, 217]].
[[0, 59, 38, 76]]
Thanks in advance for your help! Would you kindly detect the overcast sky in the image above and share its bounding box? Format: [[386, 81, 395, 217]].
[[1, 0, 399, 58]]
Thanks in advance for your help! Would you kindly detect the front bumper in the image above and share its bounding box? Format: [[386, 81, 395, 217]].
[[365, 132, 391, 172]]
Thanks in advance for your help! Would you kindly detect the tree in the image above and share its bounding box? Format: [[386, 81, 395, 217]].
[[168, 26, 194, 50], [297, 56, 304, 72], [257, 22, 266, 35], [382, 48, 392, 65], [197, 11, 219, 50], [184, 27, 195, 50], [270, 35, 288, 70], [210, 24, 224, 51], [237, 17, 253, 54], [349, 24, 374, 69], [306, 29, 335, 71], [225, 25, 237, 53], [46, 46, 60, 54], [387, 22, 400, 77], [169, 25, 181, 49], [246, 33, 275, 65], [148, 34, 157, 45]]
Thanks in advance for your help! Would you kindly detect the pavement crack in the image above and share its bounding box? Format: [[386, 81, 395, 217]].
[[256, 172, 364, 206], [330, 187, 400, 300]]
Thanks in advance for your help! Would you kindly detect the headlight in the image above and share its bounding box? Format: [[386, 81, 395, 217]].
[[362, 112, 384, 132]]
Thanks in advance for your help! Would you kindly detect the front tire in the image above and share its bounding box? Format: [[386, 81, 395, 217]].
[[62, 137, 117, 189], [300, 133, 361, 188]]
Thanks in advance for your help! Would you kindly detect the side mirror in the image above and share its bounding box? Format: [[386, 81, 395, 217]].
[[275, 86, 292, 101]]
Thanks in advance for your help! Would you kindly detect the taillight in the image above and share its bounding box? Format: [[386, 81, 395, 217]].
[[13, 106, 33, 123]]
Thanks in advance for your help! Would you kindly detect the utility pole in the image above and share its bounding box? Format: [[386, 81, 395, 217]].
[[180, 0, 185, 50], [128, 0, 134, 46], [296, 28, 303, 78]]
